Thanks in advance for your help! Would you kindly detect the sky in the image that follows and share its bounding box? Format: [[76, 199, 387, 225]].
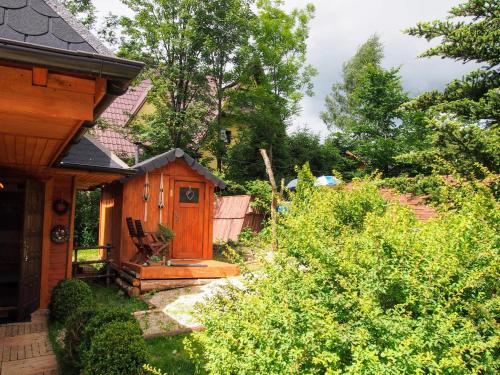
[[92, 0, 476, 137]]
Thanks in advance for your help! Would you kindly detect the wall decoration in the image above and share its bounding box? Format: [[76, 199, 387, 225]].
[[53, 198, 70, 215], [51, 225, 70, 243]]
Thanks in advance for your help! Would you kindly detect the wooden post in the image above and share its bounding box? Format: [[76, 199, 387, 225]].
[[105, 243, 111, 287], [260, 149, 278, 252]]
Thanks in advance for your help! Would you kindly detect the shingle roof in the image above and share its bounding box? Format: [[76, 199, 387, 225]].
[[130, 148, 226, 189], [0, 0, 113, 56], [58, 134, 133, 173], [94, 79, 152, 156]]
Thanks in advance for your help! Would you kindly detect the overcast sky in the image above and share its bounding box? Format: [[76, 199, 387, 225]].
[[93, 0, 476, 137]]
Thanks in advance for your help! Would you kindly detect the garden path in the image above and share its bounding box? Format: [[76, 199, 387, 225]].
[[0, 311, 58, 375], [137, 276, 243, 337]]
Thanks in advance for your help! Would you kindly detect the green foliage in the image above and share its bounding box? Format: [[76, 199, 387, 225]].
[[189, 180, 499, 374], [80, 307, 139, 355], [406, 0, 499, 125], [62, 0, 96, 28], [158, 224, 175, 241], [406, 0, 499, 67], [397, 115, 500, 178], [321, 34, 383, 132], [321, 36, 428, 176], [63, 307, 97, 369], [245, 180, 272, 214], [82, 321, 147, 375], [74, 190, 100, 247], [49, 279, 94, 322]]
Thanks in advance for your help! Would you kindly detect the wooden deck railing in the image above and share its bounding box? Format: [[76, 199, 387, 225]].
[[72, 244, 114, 286]]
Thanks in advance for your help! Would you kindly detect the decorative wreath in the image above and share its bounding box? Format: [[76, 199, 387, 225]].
[[53, 198, 70, 215], [51, 225, 70, 243]]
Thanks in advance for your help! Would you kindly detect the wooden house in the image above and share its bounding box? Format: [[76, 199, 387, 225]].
[[0, 0, 143, 320], [99, 149, 240, 287]]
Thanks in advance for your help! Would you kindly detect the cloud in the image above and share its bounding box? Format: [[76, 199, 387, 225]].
[[93, 0, 478, 136]]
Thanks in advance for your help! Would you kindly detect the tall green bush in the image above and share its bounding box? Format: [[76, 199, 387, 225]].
[[82, 321, 147, 375], [63, 306, 97, 369], [188, 178, 499, 374], [49, 279, 94, 322], [80, 307, 138, 355]]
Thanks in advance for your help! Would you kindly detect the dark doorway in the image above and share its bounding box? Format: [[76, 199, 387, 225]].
[[0, 179, 44, 321]]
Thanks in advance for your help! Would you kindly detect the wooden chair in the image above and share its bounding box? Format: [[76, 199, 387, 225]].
[[126, 217, 149, 263], [134, 219, 169, 261]]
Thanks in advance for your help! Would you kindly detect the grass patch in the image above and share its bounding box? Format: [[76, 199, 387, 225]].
[[75, 248, 100, 262], [146, 334, 201, 375], [90, 281, 148, 314]]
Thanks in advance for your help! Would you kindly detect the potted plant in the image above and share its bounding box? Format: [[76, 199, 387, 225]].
[[157, 224, 175, 264], [148, 255, 163, 267]]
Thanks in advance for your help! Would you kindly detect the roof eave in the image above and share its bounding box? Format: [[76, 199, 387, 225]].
[[0, 38, 144, 81], [57, 163, 138, 176]]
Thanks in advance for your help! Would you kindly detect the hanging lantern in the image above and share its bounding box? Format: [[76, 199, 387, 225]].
[[143, 172, 150, 221], [158, 173, 164, 224]]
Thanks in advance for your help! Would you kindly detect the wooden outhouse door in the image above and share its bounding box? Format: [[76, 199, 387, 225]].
[[172, 181, 205, 259], [18, 180, 44, 320]]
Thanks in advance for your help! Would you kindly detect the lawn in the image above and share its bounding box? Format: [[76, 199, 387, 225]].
[[48, 280, 200, 374], [146, 334, 201, 375]]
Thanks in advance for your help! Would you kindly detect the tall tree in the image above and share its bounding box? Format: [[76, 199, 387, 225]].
[[400, 0, 500, 177], [321, 35, 383, 131], [196, 0, 254, 170], [118, 0, 214, 155], [224, 0, 316, 181], [405, 0, 499, 125]]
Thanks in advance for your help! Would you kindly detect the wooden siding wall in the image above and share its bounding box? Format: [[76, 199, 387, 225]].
[[40, 175, 75, 308], [100, 159, 215, 265]]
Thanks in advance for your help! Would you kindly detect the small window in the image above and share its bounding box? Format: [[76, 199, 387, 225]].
[[179, 187, 199, 203], [220, 129, 232, 144]]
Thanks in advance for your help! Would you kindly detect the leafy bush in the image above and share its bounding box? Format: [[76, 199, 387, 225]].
[[188, 174, 499, 373], [82, 321, 147, 375], [80, 307, 139, 355], [49, 279, 94, 322], [63, 306, 97, 368], [74, 189, 100, 247]]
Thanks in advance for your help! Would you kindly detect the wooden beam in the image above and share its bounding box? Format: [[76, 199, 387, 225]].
[[94, 77, 107, 105], [0, 66, 94, 120], [40, 178, 54, 309], [32, 68, 48, 87]]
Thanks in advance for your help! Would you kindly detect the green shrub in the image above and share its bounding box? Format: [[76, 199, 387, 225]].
[[63, 306, 97, 368], [49, 279, 94, 322], [82, 321, 147, 375], [80, 307, 139, 355], [189, 176, 499, 374]]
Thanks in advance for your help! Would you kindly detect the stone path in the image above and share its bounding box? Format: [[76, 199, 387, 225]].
[[137, 276, 243, 337], [0, 311, 58, 375]]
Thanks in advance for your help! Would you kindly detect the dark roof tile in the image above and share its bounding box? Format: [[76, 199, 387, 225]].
[[68, 41, 94, 53], [0, 0, 26, 9], [27, 32, 67, 49], [0, 23, 23, 40], [130, 148, 226, 188], [59, 134, 131, 172], [8, 6, 48, 35], [51, 16, 84, 43], [0, 0, 114, 56], [31, 0, 58, 17]]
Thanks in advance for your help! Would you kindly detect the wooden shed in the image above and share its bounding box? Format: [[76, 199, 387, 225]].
[[100, 149, 240, 282]]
